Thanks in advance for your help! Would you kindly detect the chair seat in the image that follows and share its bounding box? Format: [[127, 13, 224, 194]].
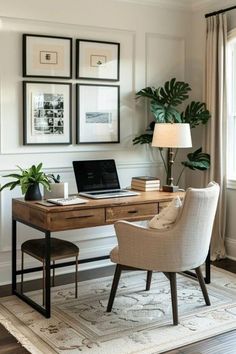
[[21, 238, 79, 261]]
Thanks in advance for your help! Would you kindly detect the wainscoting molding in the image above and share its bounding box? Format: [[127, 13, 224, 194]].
[[144, 32, 185, 129], [145, 32, 185, 87], [0, 16, 135, 155]]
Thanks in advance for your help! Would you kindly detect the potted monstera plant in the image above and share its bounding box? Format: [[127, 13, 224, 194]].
[[133, 78, 211, 184], [0, 163, 50, 200]]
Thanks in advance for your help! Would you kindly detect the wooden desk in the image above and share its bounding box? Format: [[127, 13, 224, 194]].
[[13, 191, 181, 231], [12, 190, 210, 318]]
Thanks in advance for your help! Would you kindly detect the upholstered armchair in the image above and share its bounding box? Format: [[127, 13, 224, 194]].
[[107, 182, 220, 325]]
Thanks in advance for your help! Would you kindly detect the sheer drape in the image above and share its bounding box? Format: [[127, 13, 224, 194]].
[[204, 14, 227, 260]]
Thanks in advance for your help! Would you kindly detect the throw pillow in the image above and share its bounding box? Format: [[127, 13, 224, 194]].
[[148, 196, 182, 230]]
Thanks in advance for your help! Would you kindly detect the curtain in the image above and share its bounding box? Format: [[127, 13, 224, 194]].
[[204, 13, 227, 260]]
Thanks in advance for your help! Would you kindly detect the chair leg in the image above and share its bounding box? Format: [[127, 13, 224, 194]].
[[107, 264, 122, 312], [52, 260, 55, 287], [42, 260, 46, 306], [195, 266, 211, 306], [146, 271, 152, 291], [169, 272, 178, 325], [75, 255, 78, 298], [21, 252, 24, 294]]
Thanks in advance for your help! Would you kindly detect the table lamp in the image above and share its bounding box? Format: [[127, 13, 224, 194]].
[[152, 123, 192, 192]]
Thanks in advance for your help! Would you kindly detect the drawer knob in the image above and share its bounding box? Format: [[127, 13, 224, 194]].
[[128, 210, 138, 214]]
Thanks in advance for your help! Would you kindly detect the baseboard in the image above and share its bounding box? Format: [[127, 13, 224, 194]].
[[0, 264, 116, 297], [225, 237, 236, 260]]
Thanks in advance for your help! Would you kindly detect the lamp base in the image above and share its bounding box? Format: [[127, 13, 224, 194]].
[[162, 185, 179, 193]]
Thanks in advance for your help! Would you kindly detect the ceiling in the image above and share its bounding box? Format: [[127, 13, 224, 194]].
[[115, 0, 233, 12]]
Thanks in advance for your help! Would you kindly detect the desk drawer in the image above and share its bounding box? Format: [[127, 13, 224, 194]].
[[49, 208, 105, 231], [106, 203, 158, 222]]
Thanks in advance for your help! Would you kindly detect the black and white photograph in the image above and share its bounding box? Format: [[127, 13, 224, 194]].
[[76, 84, 120, 143], [23, 34, 72, 78], [76, 39, 120, 80], [85, 112, 112, 124], [32, 93, 64, 135], [23, 81, 71, 145]]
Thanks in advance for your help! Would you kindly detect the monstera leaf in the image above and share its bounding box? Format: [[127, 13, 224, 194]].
[[181, 101, 211, 128], [150, 101, 182, 123], [133, 134, 153, 145], [158, 78, 191, 107], [136, 79, 192, 123], [136, 87, 160, 101], [132, 121, 155, 145], [181, 148, 210, 170]]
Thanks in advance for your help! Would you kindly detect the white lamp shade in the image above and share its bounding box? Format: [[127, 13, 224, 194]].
[[152, 123, 192, 148]]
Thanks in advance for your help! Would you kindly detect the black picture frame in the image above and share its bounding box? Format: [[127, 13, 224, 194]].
[[76, 39, 120, 81], [76, 84, 120, 144], [23, 81, 72, 145], [23, 34, 72, 79]]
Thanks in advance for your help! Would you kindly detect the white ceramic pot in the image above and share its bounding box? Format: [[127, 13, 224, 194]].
[[44, 182, 68, 199]]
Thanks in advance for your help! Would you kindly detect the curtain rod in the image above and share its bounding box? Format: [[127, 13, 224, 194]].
[[205, 5, 236, 18]]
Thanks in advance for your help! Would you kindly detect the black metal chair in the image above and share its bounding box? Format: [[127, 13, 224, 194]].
[[21, 238, 79, 305]]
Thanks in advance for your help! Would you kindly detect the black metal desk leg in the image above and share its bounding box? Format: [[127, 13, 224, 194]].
[[205, 249, 211, 284], [12, 219, 17, 294], [45, 231, 51, 318]]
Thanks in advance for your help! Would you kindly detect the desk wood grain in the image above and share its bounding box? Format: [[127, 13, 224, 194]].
[[12, 191, 184, 232]]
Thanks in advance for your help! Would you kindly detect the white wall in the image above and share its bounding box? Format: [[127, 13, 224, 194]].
[[0, 0, 191, 284]]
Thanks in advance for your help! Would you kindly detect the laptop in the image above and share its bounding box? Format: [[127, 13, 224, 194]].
[[73, 160, 140, 199]]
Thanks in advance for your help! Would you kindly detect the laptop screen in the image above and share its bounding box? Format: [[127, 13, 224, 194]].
[[73, 160, 120, 192]]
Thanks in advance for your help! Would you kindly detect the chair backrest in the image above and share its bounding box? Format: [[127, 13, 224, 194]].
[[170, 181, 220, 271]]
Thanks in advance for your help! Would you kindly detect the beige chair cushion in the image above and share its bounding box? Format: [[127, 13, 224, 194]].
[[148, 196, 182, 229]]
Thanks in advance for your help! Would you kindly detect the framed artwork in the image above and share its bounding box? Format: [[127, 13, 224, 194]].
[[23, 81, 72, 145], [76, 84, 120, 143], [76, 39, 120, 81], [23, 34, 72, 78]]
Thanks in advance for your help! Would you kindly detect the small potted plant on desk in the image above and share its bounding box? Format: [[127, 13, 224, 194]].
[[44, 173, 68, 199], [0, 163, 50, 200]]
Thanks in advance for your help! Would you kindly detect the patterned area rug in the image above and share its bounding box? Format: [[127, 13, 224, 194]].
[[0, 267, 236, 354]]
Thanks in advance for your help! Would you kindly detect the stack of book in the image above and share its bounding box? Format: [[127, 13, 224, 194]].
[[131, 176, 160, 191]]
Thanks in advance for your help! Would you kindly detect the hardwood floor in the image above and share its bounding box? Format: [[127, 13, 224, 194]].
[[0, 325, 29, 354], [163, 258, 236, 354], [0, 260, 235, 354], [163, 330, 236, 354]]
